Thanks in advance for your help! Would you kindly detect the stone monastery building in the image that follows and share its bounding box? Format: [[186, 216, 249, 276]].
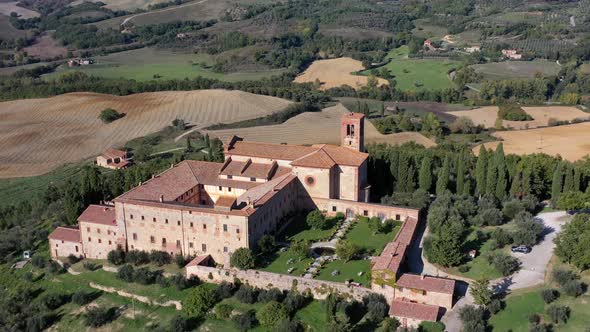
[[48, 111, 456, 327], [49, 112, 417, 264]]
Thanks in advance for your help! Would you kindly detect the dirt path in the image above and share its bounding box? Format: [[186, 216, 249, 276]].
[[121, 0, 210, 26]]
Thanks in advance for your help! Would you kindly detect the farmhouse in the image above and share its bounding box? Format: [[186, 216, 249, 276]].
[[96, 148, 131, 169], [502, 49, 522, 60], [49, 111, 455, 326], [67, 58, 94, 67], [464, 45, 481, 53]]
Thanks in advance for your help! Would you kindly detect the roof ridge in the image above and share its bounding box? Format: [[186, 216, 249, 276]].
[[186, 160, 200, 184]]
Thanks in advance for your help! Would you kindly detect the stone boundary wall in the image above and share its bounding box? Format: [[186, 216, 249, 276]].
[[186, 265, 374, 301], [313, 198, 420, 221], [89, 282, 183, 310]]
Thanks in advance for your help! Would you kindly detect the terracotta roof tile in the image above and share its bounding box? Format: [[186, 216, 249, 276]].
[[226, 139, 367, 167], [396, 273, 456, 295], [342, 112, 365, 120], [371, 216, 418, 274], [220, 159, 278, 179], [215, 196, 236, 208], [389, 300, 440, 321], [78, 205, 117, 226], [291, 149, 336, 168], [48, 226, 81, 243], [186, 254, 212, 267], [102, 148, 127, 159]]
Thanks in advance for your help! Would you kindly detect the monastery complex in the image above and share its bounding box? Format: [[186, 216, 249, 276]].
[[49, 112, 457, 327]]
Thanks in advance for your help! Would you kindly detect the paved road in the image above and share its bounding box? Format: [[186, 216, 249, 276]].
[[440, 211, 570, 330]]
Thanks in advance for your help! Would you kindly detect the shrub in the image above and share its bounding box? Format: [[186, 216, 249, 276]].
[[491, 228, 513, 248], [174, 254, 187, 267], [99, 108, 124, 123], [233, 309, 257, 332], [472, 208, 503, 226], [529, 323, 550, 332], [335, 240, 360, 262], [498, 105, 532, 121], [541, 289, 559, 303], [72, 290, 93, 305], [216, 281, 236, 299], [487, 252, 520, 276], [83, 262, 100, 271], [46, 260, 65, 274], [488, 299, 503, 314], [133, 267, 161, 285], [107, 248, 126, 265], [32, 255, 46, 268], [528, 314, 540, 324], [552, 268, 577, 286], [276, 319, 304, 332], [117, 264, 135, 282], [67, 254, 81, 264], [41, 293, 70, 310], [125, 250, 149, 265], [258, 288, 284, 303], [546, 304, 569, 324], [85, 307, 113, 327], [256, 301, 289, 327], [230, 248, 256, 270], [306, 209, 327, 230], [183, 285, 218, 317], [215, 303, 233, 320], [170, 273, 199, 290], [235, 285, 257, 304], [458, 265, 470, 273], [283, 291, 308, 315], [257, 234, 277, 257], [377, 317, 400, 332], [169, 315, 190, 332], [502, 200, 524, 220], [149, 251, 171, 266], [289, 240, 310, 259], [562, 280, 583, 297]]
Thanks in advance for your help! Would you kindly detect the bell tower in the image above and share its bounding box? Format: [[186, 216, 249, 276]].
[[341, 112, 365, 152]]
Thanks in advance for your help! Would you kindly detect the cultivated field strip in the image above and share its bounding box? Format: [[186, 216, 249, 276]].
[[476, 122, 590, 162], [0, 90, 291, 178], [294, 58, 389, 90], [207, 104, 437, 148]]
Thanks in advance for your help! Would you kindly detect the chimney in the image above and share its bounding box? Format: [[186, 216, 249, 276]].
[[159, 195, 164, 203]]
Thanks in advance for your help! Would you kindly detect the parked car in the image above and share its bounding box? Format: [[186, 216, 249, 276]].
[[23, 250, 33, 259], [511, 245, 531, 254]]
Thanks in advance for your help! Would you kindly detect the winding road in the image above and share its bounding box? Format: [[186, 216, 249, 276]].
[[121, 0, 210, 26]]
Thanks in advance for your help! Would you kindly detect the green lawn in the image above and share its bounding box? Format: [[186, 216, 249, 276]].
[[315, 259, 371, 286], [258, 250, 313, 276], [444, 229, 504, 280], [295, 300, 328, 331], [489, 287, 546, 332], [277, 214, 339, 243], [471, 60, 561, 80], [345, 219, 400, 255], [361, 46, 459, 91], [44, 48, 286, 82]]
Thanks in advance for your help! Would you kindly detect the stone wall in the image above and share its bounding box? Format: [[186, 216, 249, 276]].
[[89, 282, 182, 310], [186, 265, 373, 301], [49, 238, 82, 259]]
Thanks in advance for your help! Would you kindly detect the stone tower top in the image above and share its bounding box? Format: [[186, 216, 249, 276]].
[[341, 112, 365, 152]]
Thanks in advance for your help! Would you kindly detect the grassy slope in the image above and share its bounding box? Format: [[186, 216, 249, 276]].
[[471, 60, 561, 80], [44, 48, 286, 82], [346, 219, 400, 255], [361, 46, 459, 91]]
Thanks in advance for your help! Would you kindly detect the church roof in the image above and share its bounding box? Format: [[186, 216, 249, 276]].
[[78, 205, 117, 226], [48, 226, 81, 243], [225, 138, 367, 167]]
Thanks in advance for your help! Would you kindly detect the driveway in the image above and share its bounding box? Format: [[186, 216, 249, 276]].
[[440, 211, 570, 330]]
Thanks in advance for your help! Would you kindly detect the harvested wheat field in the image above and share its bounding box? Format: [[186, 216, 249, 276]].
[[0, 90, 291, 178], [294, 58, 388, 90], [207, 104, 436, 148], [448, 106, 590, 129], [475, 122, 590, 161]]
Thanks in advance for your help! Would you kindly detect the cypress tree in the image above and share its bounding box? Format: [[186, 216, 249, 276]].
[[573, 168, 581, 192], [475, 146, 487, 196], [396, 153, 410, 192], [204, 134, 210, 150], [563, 165, 574, 193], [407, 165, 416, 191], [551, 162, 565, 202], [485, 149, 497, 196], [495, 144, 508, 200], [418, 156, 433, 192], [380, 102, 385, 118], [436, 156, 450, 195], [456, 153, 466, 195], [510, 170, 522, 198], [463, 177, 472, 196], [522, 165, 532, 196]]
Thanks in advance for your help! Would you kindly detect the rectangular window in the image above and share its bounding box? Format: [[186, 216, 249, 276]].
[[228, 187, 232, 192], [88, 237, 91, 242], [87, 227, 90, 232], [141, 216, 145, 221], [332, 206, 337, 212], [218, 186, 222, 191], [98, 239, 102, 243], [75, 245, 78, 252], [130, 214, 134, 219], [202, 244, 207, 251], [224, 246, 228, 253], [189, 242, 194, 248], [97, 228, 100, 234], [153, 217, 156, 222], [250, 177, 256, 182], [107, 230, 111, 235], [162, 238, 166, 246], [177, 220, 181, 226], [133, 233, 137, 240], [150, 236, 155, 243], [165, 219, 169, 224], [227, 175, 233, 179], [203, 224, 207, 230], [190, 222, 194, 227], [223, 224, 228, 232], [396, 214, 401, 220], [363, 210, 368, 216], [55, 243, 58, 247], [176, 240, 181, 248], [236, 228, 240, 234], [108, 240, 112, 245]]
